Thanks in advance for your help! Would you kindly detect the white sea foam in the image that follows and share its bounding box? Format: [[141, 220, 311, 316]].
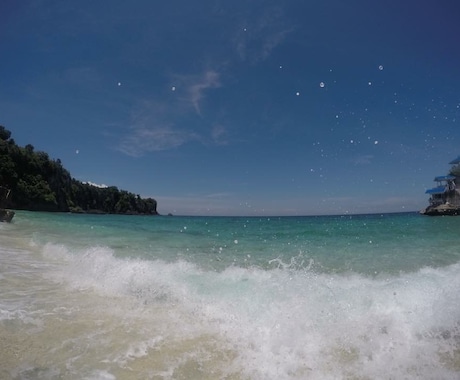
[[26, 242, 460, 379]]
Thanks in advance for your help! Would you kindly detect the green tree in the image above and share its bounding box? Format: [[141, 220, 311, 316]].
[[0, 125, 158, 215], [0, 125, 11, 141]]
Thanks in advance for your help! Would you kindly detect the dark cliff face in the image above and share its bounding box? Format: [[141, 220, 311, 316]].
[[0, 126, 159, 215]]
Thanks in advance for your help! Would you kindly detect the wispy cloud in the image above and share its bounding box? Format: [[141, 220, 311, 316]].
[[233, 6, 294, 63], [118, 125, 199, 157], [189, 70, 220, 114], [118, 70, 226, 156], [118, 70, 222, 156], [351, 154, 374, 165], [174, 70, 221, 114], [116, 95, 199, 156], [211, 124, 229, 145]]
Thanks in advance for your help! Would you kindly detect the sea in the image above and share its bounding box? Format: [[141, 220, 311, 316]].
[[1, 211, 460, 380]]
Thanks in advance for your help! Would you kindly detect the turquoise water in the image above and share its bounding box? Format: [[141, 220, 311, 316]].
[[1, 211, 460, 379]]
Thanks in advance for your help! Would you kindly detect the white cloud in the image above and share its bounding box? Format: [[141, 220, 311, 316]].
[[179, 70, 221, 114], [117, 69, 223, 156], [234, 6, 294, 63], [211, 124, 229, 145], [119, 125, 199, 157]]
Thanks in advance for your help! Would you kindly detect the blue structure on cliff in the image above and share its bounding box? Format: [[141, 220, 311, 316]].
[[421, 156, 460, 215]]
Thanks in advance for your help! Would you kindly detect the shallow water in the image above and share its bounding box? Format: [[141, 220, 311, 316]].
[[1, 211, 460, 379]]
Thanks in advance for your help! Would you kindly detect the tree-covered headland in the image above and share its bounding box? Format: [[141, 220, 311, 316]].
[[0, 126, 158, 215]]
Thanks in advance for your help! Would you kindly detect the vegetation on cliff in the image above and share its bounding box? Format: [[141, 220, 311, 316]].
[[0, 126, 158, 215]]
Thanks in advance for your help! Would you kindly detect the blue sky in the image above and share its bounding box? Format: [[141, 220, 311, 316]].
[[1, 0, 459, 216]]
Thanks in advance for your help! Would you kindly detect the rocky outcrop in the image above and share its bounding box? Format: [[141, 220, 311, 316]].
[[0, 208, 14, 222]]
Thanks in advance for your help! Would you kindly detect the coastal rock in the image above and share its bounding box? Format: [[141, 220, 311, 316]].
[[0, 209, 15, 222]]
